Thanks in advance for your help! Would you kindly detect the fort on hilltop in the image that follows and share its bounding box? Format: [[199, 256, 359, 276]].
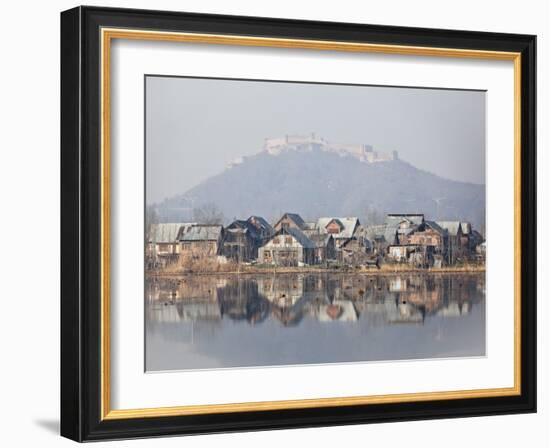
[[226, 133, 398, 169], [263, 133, 398, 163]]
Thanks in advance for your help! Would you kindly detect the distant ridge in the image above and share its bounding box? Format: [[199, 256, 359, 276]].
[[156, 144, 485, 228]]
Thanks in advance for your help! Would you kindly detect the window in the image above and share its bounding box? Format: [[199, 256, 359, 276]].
[[285, 237, 292, 244], [273, 237, 280, 245]]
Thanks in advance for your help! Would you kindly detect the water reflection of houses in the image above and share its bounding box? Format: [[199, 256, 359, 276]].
[[146, 274, 484, 328]]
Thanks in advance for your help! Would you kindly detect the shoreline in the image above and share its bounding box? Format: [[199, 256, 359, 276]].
[[146, 266, 486, 278]]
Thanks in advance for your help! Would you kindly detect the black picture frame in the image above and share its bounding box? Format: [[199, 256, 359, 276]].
[[61, 5, 536, 442]]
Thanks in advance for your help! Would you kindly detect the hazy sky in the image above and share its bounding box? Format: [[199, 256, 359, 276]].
[[146, 76, 485, 204]]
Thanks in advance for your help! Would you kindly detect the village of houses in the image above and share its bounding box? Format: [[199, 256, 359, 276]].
[[146, 211, 486, 272]]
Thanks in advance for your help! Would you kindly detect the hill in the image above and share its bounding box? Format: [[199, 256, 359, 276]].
[[156, 149, 485, 228]]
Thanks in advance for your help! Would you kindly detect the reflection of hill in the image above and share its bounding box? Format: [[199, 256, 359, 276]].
[[146, 273, 485, 328]]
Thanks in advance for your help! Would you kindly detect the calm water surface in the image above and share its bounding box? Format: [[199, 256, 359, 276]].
[[145, 273, 485, 371]]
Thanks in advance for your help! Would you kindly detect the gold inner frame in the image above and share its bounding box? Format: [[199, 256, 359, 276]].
[[100, 27, 522, 421]]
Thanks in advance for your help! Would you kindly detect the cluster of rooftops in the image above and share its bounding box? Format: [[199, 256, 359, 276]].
[[147, 212, 485, 268]]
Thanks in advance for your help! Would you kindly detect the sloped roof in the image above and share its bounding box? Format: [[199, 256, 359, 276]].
[[308, 233, 334, 248], [274, 212, 306, 229], [460, 222, 472, 234], [180, 225, 223, 241], [424, 220, 448, 235], [149, 223, 194, 243], [386, 214, 424, 226], [436, 221, 462, 236], [471, 229, 484, 240], [384, 226, 399, 245], [247, 216, 273, 233], [316, 217, 359, 239], [286, 227, 316, 248], [176, 223, 198, 240], [226, 220, 260, 239], [364, 224, 387, 239], [269, 227, 316, 249]]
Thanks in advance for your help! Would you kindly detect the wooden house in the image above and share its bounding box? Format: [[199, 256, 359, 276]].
[[388, 244, 417, 262], [405, 221, 448, 265], [470, 229, 485, 255], [147, 222, 195, 266], [460, 222, 484, 257], [316, 217, 361, 248], [222, 220, 261, 262], [273, 212, 306, 231], [364, 224, 391, 254], [258, 227, 316, 266], [385, 214, 424, 244], [179, 224, 224, 257], [246, 215, 274, 241], [435, 221, 467, 263], [308, 233, 336, 263]]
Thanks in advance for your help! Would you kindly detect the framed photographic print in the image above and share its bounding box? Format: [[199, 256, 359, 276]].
[[60, 6, 536, 442]]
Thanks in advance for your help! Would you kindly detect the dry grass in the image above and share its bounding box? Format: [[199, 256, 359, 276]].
[[149, 257, 485, 277], [160, 253, 240, 274]]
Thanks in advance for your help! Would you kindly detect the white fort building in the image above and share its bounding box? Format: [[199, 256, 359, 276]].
[[226, 133, 398, 169], [263, 133, 398, 163]]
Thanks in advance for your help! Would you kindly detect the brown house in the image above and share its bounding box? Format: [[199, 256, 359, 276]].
[[258, 227, 316, 266], [404, 221, 448, 266], [246, 215, 274, 241], [147, 222, 195, 267], [222, 220, 261, 262], [316, 217, 361, 248], [308, 233, 336, 263], [179, 224, 224, 257], [273, 213, 306, 231]]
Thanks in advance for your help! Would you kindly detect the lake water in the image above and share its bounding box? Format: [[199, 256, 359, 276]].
[[145, 272, 485, 371]]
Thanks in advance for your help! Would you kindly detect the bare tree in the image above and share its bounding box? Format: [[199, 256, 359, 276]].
[[364, 205, 383, 226], [145, 205, 159, 243], [192, 202, 225, 225]]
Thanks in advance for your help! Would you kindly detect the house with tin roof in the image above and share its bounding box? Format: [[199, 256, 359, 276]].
[[178, 224, 225, 257], [316, 217, 364, 247], [147, 223, 195, 265], [258, 227, 316, 266]]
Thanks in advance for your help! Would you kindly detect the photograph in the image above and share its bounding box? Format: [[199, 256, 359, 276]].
[[144, 76, 487, 371], [56, 4, 538, 442]]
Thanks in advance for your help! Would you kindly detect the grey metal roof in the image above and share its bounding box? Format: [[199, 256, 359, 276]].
[[286, 227, 316, 248], [283, 213, 306, 228], [149, 223, 194, 243], [179, 225, 223, 241], [316, 217, 359, 239], [307, 233, 333, 248], [383, 225, 399, 245], [424, 220, 448, 235], [175, 223, 198, 240], [436, 221, 462, 236], [386, 214, 424, 226], [364, 224, 387, 239], [269, 227, 316, 249]]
